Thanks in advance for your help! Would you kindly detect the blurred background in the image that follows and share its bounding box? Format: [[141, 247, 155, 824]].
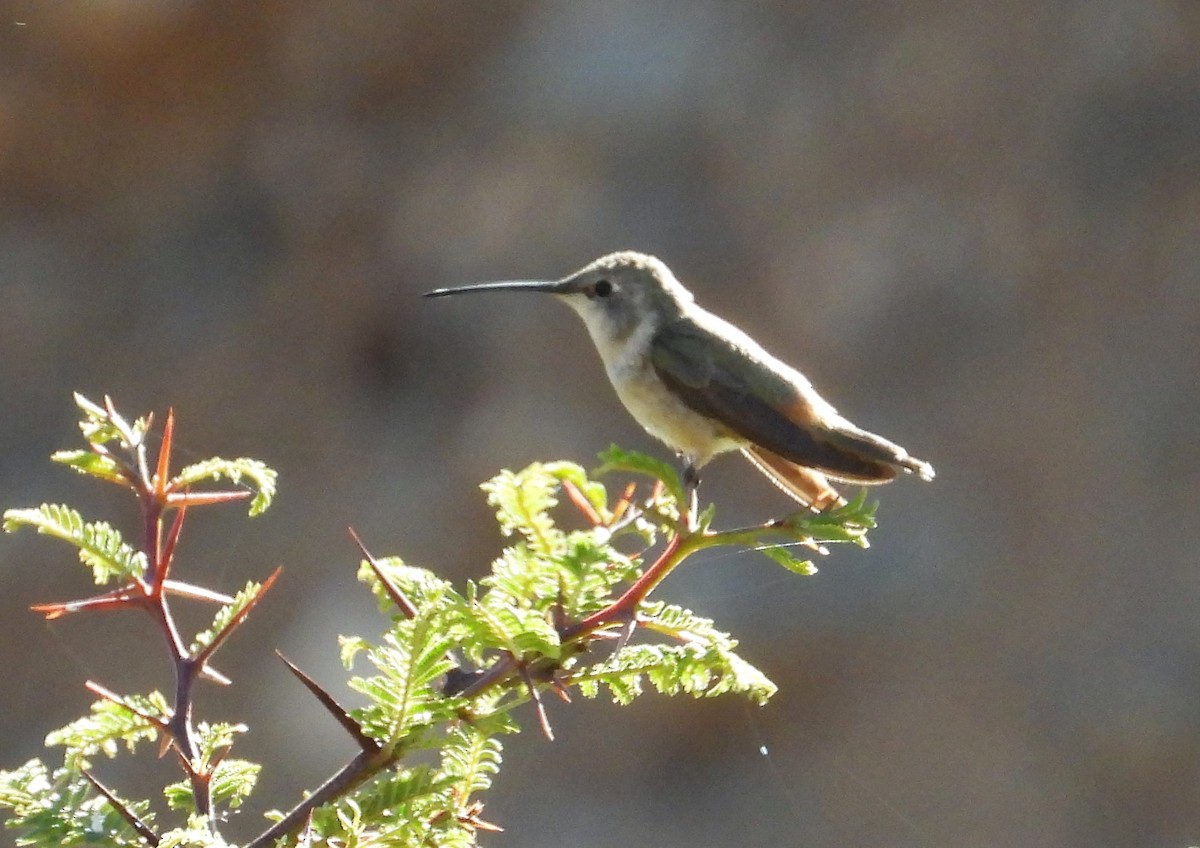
[[1, 2, 1198, 846]]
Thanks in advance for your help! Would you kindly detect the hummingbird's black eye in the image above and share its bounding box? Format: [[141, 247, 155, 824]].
[[591, 279, 613, 299]]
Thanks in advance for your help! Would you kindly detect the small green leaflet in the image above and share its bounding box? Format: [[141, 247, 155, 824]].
[[50, 449, 126, 485], [171, 457, 278, 516], [754, 543, 818, 575], [73, 392, 148, 449], [2, 504, 146, 584], [594, 444, 687, 507]]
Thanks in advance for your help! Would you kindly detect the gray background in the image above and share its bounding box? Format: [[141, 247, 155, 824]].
[[1, 2, 1198, 846]]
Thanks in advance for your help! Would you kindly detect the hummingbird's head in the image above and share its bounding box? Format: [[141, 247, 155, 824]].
[[426, 251, 694, 350], [551, 251, 693, 346]]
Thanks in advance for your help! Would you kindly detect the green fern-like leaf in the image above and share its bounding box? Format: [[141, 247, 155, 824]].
[[573, 644, 657, 705], [574, 640, 776, 707], [170, 457, 277, 516], [572, 601, 777, 706], [357, 557, 462, 619], [555, 531, 640, 615], [780, 488, 877, 547], [164, 758, 258, 812], [710, 648, 778, 705], [472, 601, 561, 660], [50, 449, 127, 485], [647, 606, 776, 704], [2, 504, 146, 584], [162, 723, 253, 813], [349, 614, 466, 745], [594, 444, 687, 507], [305, 758, 497, 848], [45, 692, 168, 765], [350, 767, 440, 823], [438, 725, 505, 800], [478, 546, 561, 611], [210, 758, 259, 810], [638, 601, 728, 643], [156, 815, 228, 848], [193, 722, 248, 765], [751, 541, 818, 575], [339, 634, 373, 669], [480, 464, 566, 557], [73, 392, 148, 450], [0, 758, 154, 847], [478, 520, 636, 623], [189, 581, 267, 655], [301, 767, 451, 847]]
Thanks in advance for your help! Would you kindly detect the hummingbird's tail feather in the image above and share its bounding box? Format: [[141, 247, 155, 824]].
[[898, 453, 935, 482], [808, 421, 936, 484], [741, 446, 847, 511]]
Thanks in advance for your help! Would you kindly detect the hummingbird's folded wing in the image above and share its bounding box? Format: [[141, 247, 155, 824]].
[[649, 320, 929, 484]]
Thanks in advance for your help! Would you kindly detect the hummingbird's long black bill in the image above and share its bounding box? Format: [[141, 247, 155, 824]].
[[423, 279, 572, 298]]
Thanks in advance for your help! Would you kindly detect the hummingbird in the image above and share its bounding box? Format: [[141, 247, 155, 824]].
[[425, 251, 934, 511]]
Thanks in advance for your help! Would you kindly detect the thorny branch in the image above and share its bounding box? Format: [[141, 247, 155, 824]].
[[25, 400, 271, 842], [7, 397, 869, 847]]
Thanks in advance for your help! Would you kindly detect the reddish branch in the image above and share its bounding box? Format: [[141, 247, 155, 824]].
[[34, 400, 706, 847]]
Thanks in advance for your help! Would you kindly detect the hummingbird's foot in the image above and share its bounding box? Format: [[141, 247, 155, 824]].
[[681, 461, 701, 531]]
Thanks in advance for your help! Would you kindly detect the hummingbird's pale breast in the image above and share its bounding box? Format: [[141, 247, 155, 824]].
[[567, 300, 742, 467]]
